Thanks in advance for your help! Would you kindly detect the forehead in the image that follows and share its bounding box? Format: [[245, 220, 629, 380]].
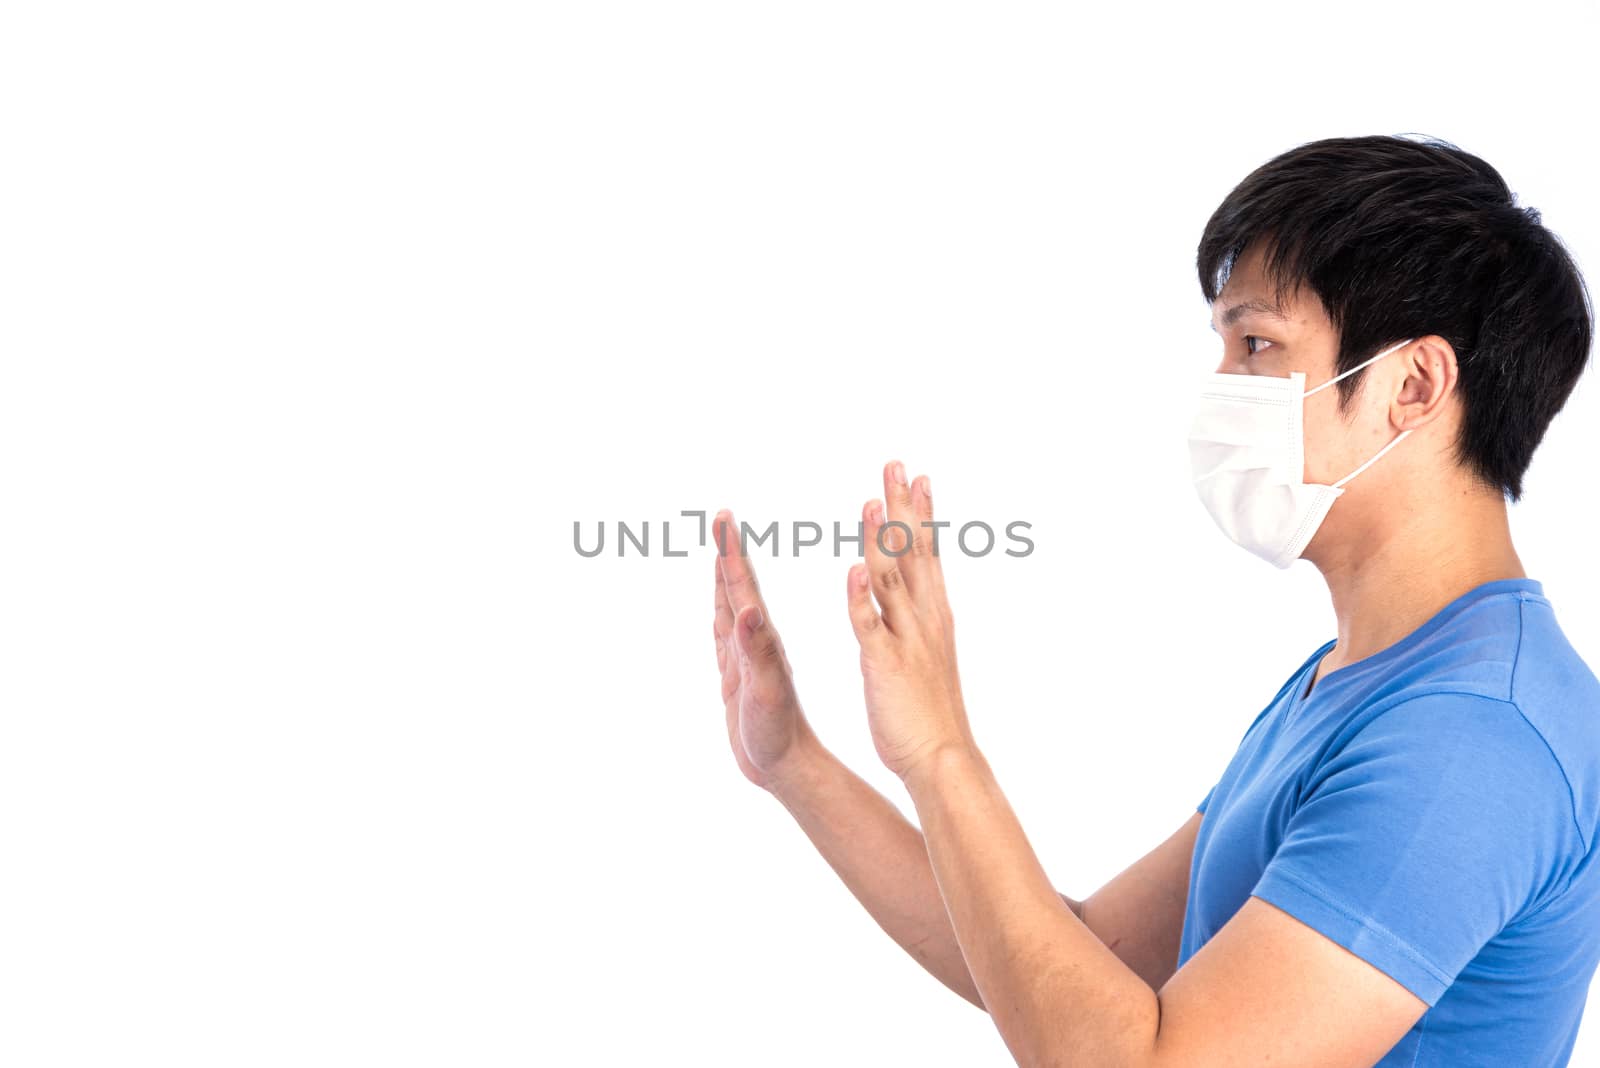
[[1209, 244, 1326, 333]]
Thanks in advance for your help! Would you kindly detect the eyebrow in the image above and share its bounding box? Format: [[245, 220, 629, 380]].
[[1211, 298, 1290, 332]]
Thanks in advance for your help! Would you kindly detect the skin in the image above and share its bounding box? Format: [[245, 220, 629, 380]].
[[710, 241, 1526, 1065]]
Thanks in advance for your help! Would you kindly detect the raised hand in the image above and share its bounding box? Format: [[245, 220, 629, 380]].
[[845, 461, 975, 781], [712, 509, 818, 791]]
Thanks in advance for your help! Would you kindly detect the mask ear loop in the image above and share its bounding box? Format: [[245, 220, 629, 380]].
[[1303, 337, 1415, 397], [1332, 429, 1413, 489], [1308, 336, 1418, 489]]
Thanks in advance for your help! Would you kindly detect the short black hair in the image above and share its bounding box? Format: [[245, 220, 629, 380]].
[[1198, 134, 1592, 501]]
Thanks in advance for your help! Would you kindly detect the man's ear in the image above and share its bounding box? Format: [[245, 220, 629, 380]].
[[1394, 335, 1459, 431]]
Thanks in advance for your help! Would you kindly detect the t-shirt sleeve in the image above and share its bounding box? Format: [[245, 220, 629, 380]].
[[1249, 692, 1580, 1007], [1197, 783, 1216, 815]]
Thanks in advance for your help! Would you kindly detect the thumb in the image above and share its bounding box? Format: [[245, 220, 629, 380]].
[[732, 604, 775, 664], [734, 604, 792, 712]]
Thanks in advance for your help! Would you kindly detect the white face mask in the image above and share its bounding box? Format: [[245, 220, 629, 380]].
[[1187, 337, 1415, 568]]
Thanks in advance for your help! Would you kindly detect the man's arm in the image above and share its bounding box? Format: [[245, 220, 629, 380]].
[[829, 465, 1431, 1064], [1069, 808, 1204, 993], [768, 736, 987, 1007], [771, 732, 1206, 1009], [714, 487, 1208, 1015], [903, 744, 1428, 1067]]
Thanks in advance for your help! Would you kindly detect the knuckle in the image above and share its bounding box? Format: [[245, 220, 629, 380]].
[[886, 521, 914, 555], [879, 565, 904, 591], [727, 573, 756, 595]]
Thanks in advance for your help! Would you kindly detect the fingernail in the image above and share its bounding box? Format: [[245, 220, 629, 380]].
[[919, 475, 930, 496], [873, 500, 886, 524], [748, 606, 764, 630], [892, 461, 906, 485]]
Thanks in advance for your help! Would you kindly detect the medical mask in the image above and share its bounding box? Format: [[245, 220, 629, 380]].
[[1187, 338, 1415, 568]]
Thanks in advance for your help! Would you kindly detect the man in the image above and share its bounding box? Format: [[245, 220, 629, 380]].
[[710, 135, 1600, 1066]]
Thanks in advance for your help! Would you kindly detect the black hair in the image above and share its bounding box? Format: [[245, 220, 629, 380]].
[[1198, 134, 1592, 501]]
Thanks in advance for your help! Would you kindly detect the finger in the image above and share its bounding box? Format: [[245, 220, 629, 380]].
[[715, 508, 768, 622], [717, 628, 737, 700], [845, 562, 887, 648], [862, 496, 916, 632], [714, 559, 738, 696], [713, 526, 735, 640], [911, 474, 950, 608], [880, 459, 927, 594], [911, 476, 959, 691]]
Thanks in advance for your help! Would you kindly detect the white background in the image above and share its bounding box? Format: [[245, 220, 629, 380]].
[[4, 2, 1598, 1065]]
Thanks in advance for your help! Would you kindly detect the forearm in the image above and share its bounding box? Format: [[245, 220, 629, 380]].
[[904, 744, 1159, 1068], [768, 731, 988, 1008]]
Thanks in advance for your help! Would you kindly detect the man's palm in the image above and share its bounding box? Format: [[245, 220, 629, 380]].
[[712, 511, 810, 789]]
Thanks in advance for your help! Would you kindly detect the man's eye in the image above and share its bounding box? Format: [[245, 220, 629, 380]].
[[1244, 335, 1274, 356]]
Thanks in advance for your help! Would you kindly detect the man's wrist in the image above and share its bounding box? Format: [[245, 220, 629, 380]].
[[899, 738, 986, 796], [764, 727, 835, 808]]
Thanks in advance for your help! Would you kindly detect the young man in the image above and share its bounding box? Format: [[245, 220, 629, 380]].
[[710, 135, 1599, 1066]]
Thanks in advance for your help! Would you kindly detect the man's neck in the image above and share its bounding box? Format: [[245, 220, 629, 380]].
[[1308, 484, 1526, 688]]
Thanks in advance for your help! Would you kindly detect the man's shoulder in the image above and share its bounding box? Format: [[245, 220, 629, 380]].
[[1505, 595, 1600, 855], [1383, 584, 1600, 716], [1509, 593, 1600, 709], [1375, 590, 1600, 853]]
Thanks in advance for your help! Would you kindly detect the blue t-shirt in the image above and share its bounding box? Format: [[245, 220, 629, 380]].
[[1180, 578, 1600, 1066]]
